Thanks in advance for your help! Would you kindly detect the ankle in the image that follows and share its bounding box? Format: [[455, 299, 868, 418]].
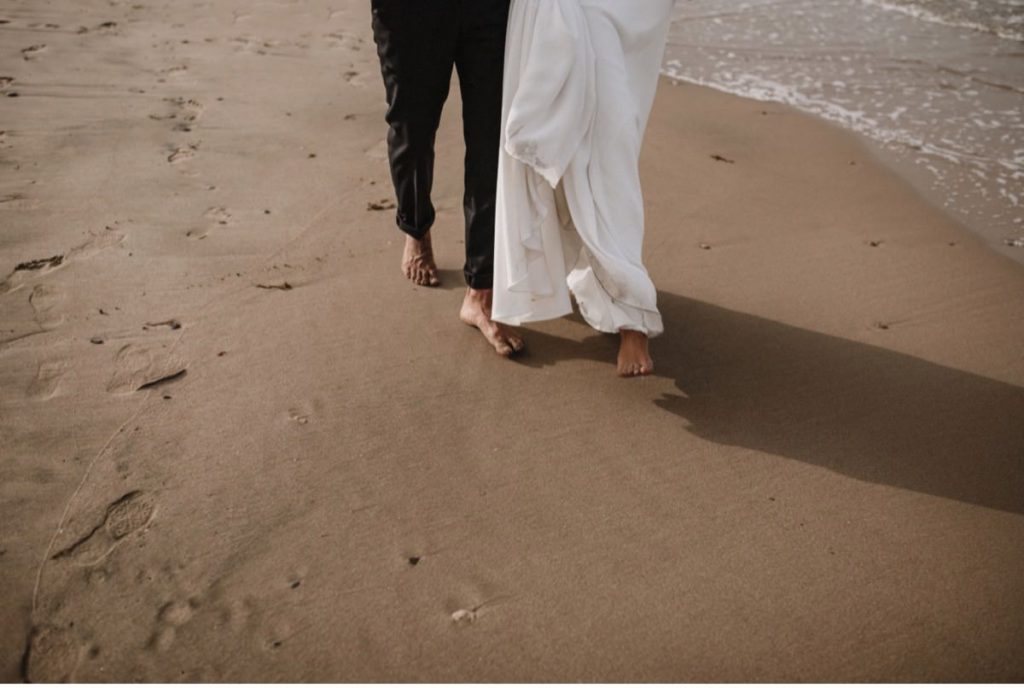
[[463, 287, 492, 310], [619, 328, 647, 341]]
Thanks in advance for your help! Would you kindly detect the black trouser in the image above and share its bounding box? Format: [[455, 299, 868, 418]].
[[370, 0, 508, 290]]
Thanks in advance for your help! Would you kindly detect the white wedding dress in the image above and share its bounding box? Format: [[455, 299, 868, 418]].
[[492, 0, 675, 337]]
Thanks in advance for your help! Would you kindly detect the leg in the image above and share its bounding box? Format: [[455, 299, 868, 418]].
[[370, 0, 458, 285], [454, 0, 507, 291], [453, 1, 523, 356]]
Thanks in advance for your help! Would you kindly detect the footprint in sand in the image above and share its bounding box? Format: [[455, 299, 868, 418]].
[[107, 343, 187, 394], [151, 97, 204, 132], [205, 206, 230, 225], [230, 35, 284, 55], [68, 225, 126, 261], [159, 599, 196, 627], [1, 227, 123, 296], [1, 225, 126, 292], [27, 359, 69, 399], [287, 398, 323, 425], [0, 192, 41, 210], [186, 206, 230, 239], [52, 490, 157, 567], [175, 98, 204, 131], [342, 68, 368, 87], [149, 598, 198, 652], [367, 198, 396, 211], [0, 254, 62, 297], [229, 36, 254, 51], [30, 284, 65, 329], [167, 142, 199, 164], [21, 44, 47, 60], [24, 625, 83, 682], [324, 31, 364, 52], [158, 64, 189, 77]]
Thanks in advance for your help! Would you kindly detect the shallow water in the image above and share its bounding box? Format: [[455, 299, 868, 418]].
[[665, 0, 1024, 263]]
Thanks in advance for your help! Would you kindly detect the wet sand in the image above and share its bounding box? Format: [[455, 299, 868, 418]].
[[2, 0, 1023, 681]]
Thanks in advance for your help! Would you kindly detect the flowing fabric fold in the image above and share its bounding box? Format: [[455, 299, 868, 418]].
[[499, 0, 594, 297], [493, 0, 673, 337], [503, 0, 594, 189]]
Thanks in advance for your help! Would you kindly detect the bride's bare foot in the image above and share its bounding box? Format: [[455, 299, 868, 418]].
[[459, 288, 525, 357], [617, 329, 653, 377], [402, 231, 440, 287]]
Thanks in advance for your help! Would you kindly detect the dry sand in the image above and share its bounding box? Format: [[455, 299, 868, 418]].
[[2, 0, 1023, 682]]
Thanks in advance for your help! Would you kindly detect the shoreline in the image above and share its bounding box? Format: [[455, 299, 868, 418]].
[[2, 0, 1024, 681], [661, 73, 1024, 269]]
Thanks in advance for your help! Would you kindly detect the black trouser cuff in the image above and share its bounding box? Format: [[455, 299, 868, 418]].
[[396, 216, 432, 241], [465, 271, 493, 290]]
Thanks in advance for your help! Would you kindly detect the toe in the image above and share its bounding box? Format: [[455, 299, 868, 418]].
[[483, 327, 513, 357], [498, 328, 525, 354]]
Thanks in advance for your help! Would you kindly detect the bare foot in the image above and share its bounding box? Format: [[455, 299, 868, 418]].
[[459, 288, 525, 357], [402, 231, 440, 286], [617, 329, 653, 377]]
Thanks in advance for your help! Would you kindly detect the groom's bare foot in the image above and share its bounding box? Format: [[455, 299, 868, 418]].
[[460, 288, 525, 357], [402, 231, 440, 287], [617, 329, 653, 377]]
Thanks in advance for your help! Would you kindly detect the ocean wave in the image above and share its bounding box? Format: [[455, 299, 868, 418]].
[[665, 0, 1024, 248], [660, 66, 1024, 178], [861, 0, 1024, 42]]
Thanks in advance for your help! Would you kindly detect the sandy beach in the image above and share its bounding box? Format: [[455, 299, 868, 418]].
[[2, 0, 1023, 681]]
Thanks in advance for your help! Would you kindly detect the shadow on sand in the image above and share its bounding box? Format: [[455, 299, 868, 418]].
[[517, 291, 1024, 515]]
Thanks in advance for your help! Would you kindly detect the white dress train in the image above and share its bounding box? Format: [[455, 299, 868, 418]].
[[492, 0, 674, 337]]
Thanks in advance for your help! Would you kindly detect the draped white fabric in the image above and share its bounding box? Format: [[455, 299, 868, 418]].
[[492, 0, 674, 337]]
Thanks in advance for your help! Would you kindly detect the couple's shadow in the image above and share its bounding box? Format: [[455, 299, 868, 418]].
[[516, 291, 1024, 515]]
